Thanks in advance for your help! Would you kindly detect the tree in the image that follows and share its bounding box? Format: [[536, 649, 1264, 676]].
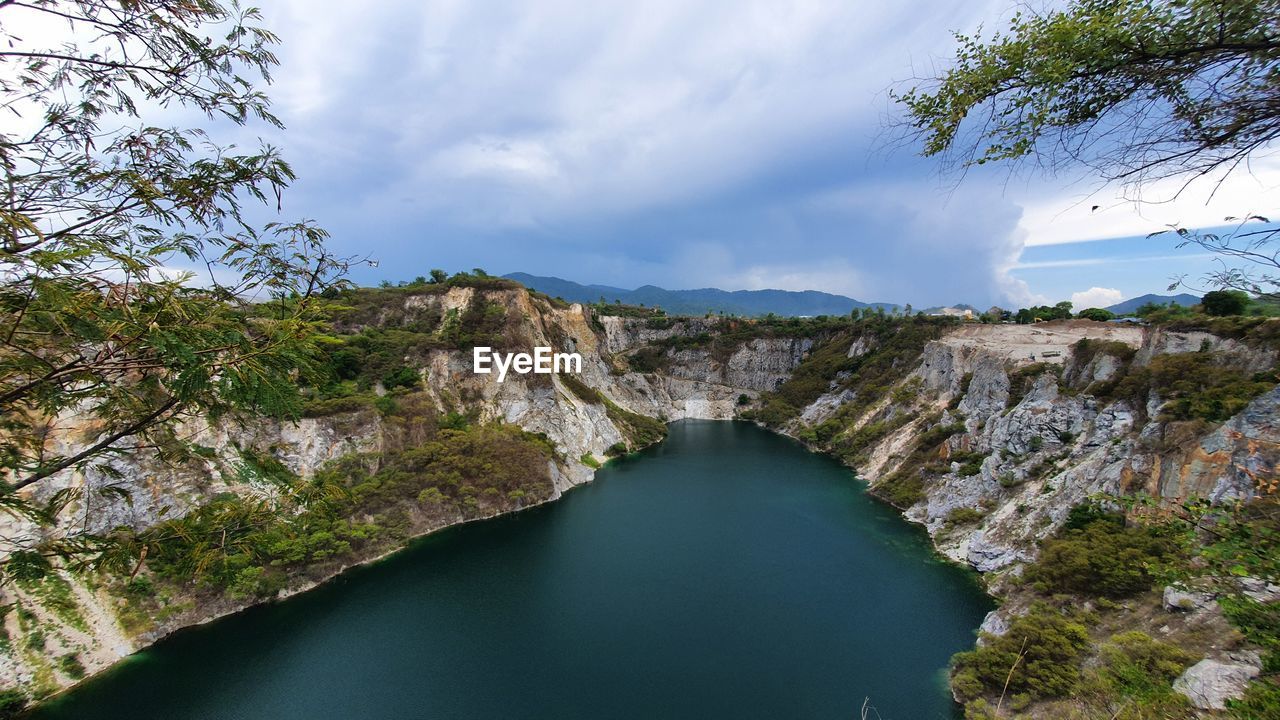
[[0, 1, 351, 565], [894, 0, 1280, 297], [1201, 289, 1251, 315], [428, 269, 449, 284], [893, 0, 1280, 186], [1077, 308, 1116, 321]]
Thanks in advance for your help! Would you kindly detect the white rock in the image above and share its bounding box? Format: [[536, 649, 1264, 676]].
[[1240, 576, 1280, 603], [1162, 586, 1214, 612], [1173, 658, 1261, 710], [978, 610, 1009, 638]]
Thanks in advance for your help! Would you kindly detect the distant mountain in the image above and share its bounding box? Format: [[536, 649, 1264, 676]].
[[1104, 293, 1201, 315], [504, 273, 898, 317]]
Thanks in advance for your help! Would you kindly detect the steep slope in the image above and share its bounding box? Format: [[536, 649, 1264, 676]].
[[2, 288, 1276, 717], [751, 317, 1280, 717], [0, 284, 815, 704]]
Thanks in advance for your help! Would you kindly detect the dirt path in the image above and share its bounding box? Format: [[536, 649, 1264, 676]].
[[939, 320, 1145, 365]]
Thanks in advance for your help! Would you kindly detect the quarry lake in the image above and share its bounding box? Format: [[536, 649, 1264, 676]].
[[34, 421, 992, 720]]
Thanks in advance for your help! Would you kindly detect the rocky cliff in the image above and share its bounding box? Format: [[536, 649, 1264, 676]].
[[0, 286, 815, 701], [2, 288, 1276, 716], [766, 318, 1279, 716]]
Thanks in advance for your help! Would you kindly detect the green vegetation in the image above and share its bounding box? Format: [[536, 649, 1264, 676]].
[[749, 314, 958, 428], [893, 0, 1280, 190], [1071, 338, 1136, 370], [861, 415, 969, 508], [627, 313, 857, 377], [0, 689, 25, 720], [0, 0, 353, 564], [1026, 508, 1179, 599], [57, 654, 85, 681], [1107, 352, 1275, 422], [952, 603, 1092, 703], [18, 574, 89, 634], [560, 374, 666, 452], [141, 395, 555, 598], [949, 505, 1201, 716], [945, 507, 986, 528], [1204, 290, 1252, 317], [1013, 302, 1073, 324], [1076, 308, 1116, 322], [1007, 363, 1060, 407]]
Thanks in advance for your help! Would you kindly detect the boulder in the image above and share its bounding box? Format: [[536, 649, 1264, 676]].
[[1173, 658, 1261, 710], [1162, 586, 1214, 612]]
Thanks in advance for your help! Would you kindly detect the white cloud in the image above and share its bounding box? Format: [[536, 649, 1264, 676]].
[[1070, 287, 1124, 310], [1016, 156, 1280, 246]]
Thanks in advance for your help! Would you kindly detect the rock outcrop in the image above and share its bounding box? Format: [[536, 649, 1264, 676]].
[[3, 297, 1276, 714], [1174, 655, 1263, 710]]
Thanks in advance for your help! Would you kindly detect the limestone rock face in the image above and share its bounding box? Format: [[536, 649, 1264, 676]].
[[1174, 656, 1262, 709], [0, 290, 799, 697], [5, 305, 1278, 708], [792, 320, 1279, 608]]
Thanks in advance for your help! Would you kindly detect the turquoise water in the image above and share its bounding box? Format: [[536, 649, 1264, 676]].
[[34, 420, 991, 720]]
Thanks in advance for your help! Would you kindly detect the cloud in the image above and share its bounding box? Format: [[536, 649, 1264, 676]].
[[1070, 287, 1124, 309], [214, 0, 1256, 308], [1015, 156, 1280, 247]]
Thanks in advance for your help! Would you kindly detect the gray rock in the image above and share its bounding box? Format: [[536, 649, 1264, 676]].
[[967, 531, 1026, 572], [1240, 576, 1280, 603], [1162, 586, 1214, 612], [978, 610, 1008, 638], [1173, 658, 1261, 710]]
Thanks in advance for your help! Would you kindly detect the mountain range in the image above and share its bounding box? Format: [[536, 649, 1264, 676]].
[[505, 273, 897, 317], [505, 273, 1203, 318], [1103, 293, 1201, 315]]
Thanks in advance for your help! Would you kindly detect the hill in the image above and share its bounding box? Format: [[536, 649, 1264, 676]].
[[1104, 293, 1201, 315], [504, 272, 897, 316]]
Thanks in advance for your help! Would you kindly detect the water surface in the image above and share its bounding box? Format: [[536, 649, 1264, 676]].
[[35, 420, 991, 720]]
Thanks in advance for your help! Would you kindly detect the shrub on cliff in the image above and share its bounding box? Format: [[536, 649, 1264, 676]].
[[1026, 511, 1179, 599], [951, 603, 1091, 703], [1107, 352, 1274, 422]]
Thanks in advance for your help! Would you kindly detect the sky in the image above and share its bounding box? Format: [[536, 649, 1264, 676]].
[[34, 0, 1280, 308]]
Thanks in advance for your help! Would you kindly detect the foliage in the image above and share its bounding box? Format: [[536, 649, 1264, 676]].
[[1170, 496, 1280, 594], [1097, 631, 1195, 702], [864, 416, 967, 508], [752, 314, 957, 428], [896, 0, 1280, 301], [893, 0, 1280, 185], [1219, 597, 1280, 718], [1026, 510, 1180, 598], [952, 603, 1092, 703], [1072, 338, 1137, 369], [1007, 363, 1060, 407], [1014, 303, 1073, 324], [558, 374, 666, 451], [1057, 632, 1198, 719], [140, 397, 555, 596], [0, 0, 352, 559], [1203, 290, 1252, 316], [381, 366, 421, 391], [57, 654, 85, 681], [1106, 351, 1274, 422], [1077, 308, 1117, 322], [945, 507, 986, 528], [0, 689, 25, 720]]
